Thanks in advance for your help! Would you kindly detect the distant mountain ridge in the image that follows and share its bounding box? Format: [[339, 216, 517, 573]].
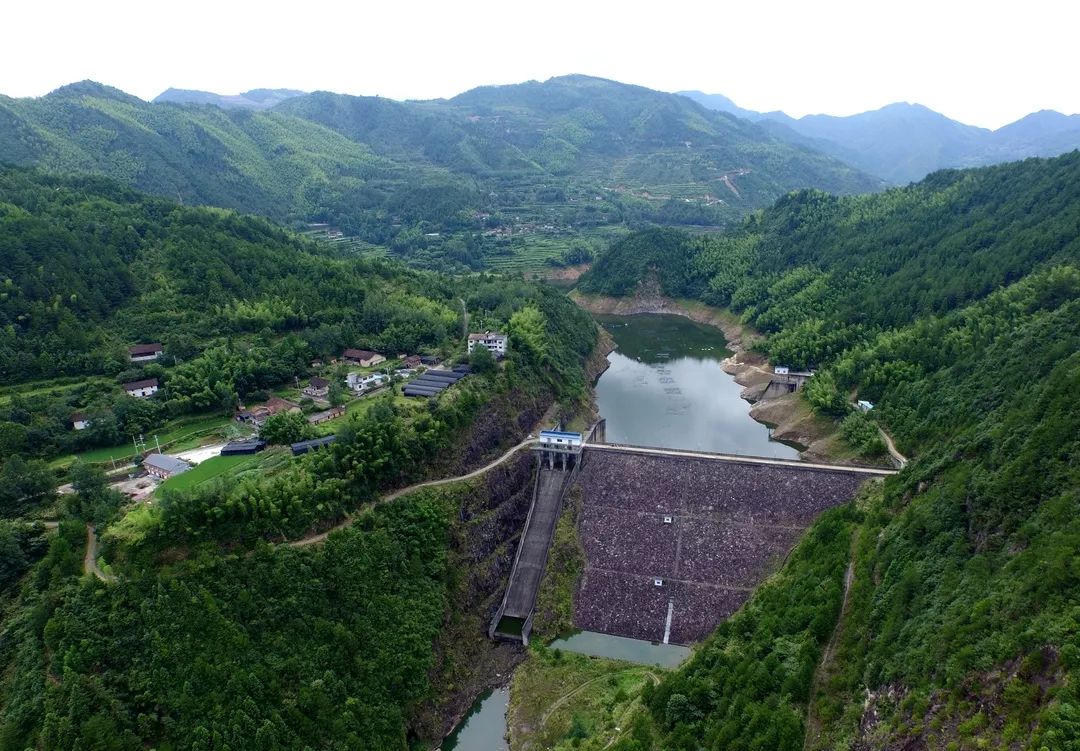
[[679, 90, 1080, 183], [153, 87, 306, 110], [0, 75, 880, 269]]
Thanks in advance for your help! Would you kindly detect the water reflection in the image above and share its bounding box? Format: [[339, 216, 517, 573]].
[[595, 315, 798, 459], [441, 687, 509, 751], [550, 630, 691, 668]]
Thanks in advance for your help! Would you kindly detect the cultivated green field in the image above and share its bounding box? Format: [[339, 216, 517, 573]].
[[158, 451, 279, 493], [50, 413, 245, 469]]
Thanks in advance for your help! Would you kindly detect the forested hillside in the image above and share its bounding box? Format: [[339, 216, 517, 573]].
[[0, 76, 879, 270], [0, 168, 601, 749], [0, 163, 598, 467], [579, 152, 1080, 749]]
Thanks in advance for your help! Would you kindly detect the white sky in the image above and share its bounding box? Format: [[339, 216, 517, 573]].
[[2, 0, 1077, 129]]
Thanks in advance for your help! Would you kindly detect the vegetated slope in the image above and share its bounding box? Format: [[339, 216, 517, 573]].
[[0, 76, 880, 269], [682, 90, 1080, 184], [0, 165, 596, 472], [0, 169, 601, 748], [581, 152, 1080, 365], [0, 165, 456, 383], [0, 472, 541, 750], [579, 153, 1080, 749], [0, 81, 447, 232]]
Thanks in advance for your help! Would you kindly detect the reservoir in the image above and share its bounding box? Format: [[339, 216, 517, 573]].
[[594, 314, 799, 459]]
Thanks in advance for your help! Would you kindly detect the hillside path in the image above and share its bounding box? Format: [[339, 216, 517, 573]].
[[803, 540, 857, 750], [288, 438, 538, 547], [876, 426, 908, 468], [83, 524, 114, 583]]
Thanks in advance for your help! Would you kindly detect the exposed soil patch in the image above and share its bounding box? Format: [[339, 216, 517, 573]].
[[570, 280, 753, 353], [536, 263, 592, 284]]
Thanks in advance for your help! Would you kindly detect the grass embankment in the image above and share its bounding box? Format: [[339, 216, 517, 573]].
[[509, 646, 660, 751], [531, 487, 586, 640], [0, 374, 114, 406], [49, 413, 242, 469], [157, 453, 261, 493]]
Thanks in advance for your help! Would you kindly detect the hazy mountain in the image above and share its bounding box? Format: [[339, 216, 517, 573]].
[[153, 86, 306, 110], [676, 90, 767, 121], [681, 90, 1080, 183]]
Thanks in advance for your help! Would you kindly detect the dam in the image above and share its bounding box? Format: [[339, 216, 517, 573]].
[[490, 427, 892, 645]]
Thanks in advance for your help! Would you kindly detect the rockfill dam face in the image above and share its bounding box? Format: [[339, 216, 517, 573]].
[[571, 449, 873, 644]]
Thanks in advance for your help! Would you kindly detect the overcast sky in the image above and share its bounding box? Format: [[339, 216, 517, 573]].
[[4, 0, 1076, 129]]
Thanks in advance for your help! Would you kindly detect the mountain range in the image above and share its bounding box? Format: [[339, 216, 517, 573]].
[[679, 90, 1080, 183], [0, 76, 878, 270]]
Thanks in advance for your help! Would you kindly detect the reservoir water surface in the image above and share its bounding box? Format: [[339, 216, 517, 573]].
[[594, 314, 798, 459]]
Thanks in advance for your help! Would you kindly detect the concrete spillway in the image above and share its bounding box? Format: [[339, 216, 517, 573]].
[[489, 466, 571, 644]]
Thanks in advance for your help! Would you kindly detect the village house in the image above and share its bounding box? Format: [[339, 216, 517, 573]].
[[220, 440, 267, 456], [420, 355, 442, 367], [123, 378, 159, 398], [400, 355, 423, 369], [346, 372, 389, 392], [143, 453, 190, 480], [342, 348, 386, 367], [467, 331, 508, 357], [237, 396, 301, 426], [302, 376, 330, 398], [129, 343, 163, 362], [307, 405, 346, 425], [71, 412, 91, 431], [291, 435, 336, 456]]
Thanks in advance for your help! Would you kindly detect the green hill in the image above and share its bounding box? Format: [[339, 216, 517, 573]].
[[0, 76, 881, 270], [578, 152, 1080, 749], [0, 168, 601, 749]]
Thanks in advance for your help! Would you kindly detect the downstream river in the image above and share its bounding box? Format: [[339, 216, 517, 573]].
[[594, 314, 798, 459]]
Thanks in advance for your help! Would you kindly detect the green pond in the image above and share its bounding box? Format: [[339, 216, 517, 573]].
[[549, 630, 691, 668], [594, 314, 799, 459]]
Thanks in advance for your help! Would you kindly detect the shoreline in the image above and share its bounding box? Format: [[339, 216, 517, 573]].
[[570, 289, 868, 465]]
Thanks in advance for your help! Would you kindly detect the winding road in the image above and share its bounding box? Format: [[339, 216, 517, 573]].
[[288, 438, 539, 547]]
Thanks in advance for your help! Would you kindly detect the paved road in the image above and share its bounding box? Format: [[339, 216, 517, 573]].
[[288, 438, 539, 547], [588, 443, 897, 476]]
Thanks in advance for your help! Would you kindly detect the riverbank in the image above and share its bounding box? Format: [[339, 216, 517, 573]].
[[570, 282, 756, 353], [570, 288, 860, 463]]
